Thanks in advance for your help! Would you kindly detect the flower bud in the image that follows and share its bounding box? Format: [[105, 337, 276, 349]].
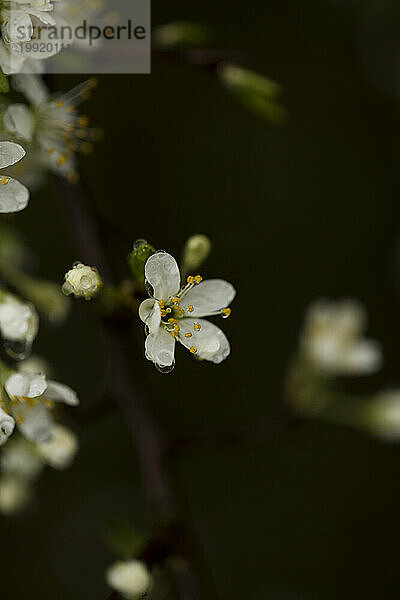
[[106, 559, 151, 600], [181, 234, 211, 276], [154, 22, 209, 49], [36, 425, 78, 470], [0, 292, 38, 345], [62, 262, 103, 300], [128, 240, 155, 289]]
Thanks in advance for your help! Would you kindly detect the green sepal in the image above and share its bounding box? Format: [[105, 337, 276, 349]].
[[128, 240, 156, 289]]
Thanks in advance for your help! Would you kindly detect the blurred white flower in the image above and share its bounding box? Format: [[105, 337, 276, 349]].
[[139, 252, 235, 371], [62, 262, 103, 299], [36, 424, 78, 469], [0, 474, 31, 514], [1, 435, 43, 480], [7, 74, 98, 181], [106, 559, 151, 600], [0, 292, 38, 346], [0, 142, 29, 213], [365, 391, 400, 442], [5, 372, 78, 443], [181, 234, 211, 275], [301, 299, 382, 376]]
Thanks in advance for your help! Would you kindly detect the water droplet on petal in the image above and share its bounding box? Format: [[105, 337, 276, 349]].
[[3, 339, 31, 361], [156, 360, 175, 374], [133, 238, 148, 251]]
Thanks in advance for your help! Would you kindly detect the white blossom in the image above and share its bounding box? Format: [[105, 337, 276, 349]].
[[36, 424, 78, 469], [106, 560, 151, 600], [300, 299, 382, 376], [5, 74, 98, 181], [0, 141, 29, 213], [0, 292, 38, 345], [1, 435, 43, 480], [0, 408, 16, 447], [139, 252, 235, 371], [5, 371, 78, 443], [62, 262, 102, 299]]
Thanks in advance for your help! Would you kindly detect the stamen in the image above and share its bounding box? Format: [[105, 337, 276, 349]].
[[168, 318, 178, 324], [193, 323, 201, 331], [185, 332, 192, 338], [160, 310, 167, 317], [222, 308, 232, 318], [187, 276, 195, 284], [1, 177, 8, 185], [166, 308, 172, 313], [188, 305, 194, 313], [159, 300, 165, 308], [190, 346, 198, 354], [172, 297, 180, 304], [57, 101, 64, 108], [194, 275, 202, 284]]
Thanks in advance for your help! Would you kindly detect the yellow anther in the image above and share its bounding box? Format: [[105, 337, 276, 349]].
[[188, 305, 194, 313], [172, 297, 180, 304], [159, 300, 165, 308], [56, 101, 64, 108], [160, 310, 167, 317], [187, 276, 195, 284], [1, 177, 8, 185], [194, 275, 203, 284], [172, 331, 178, 338], [193, 323, 201, 331], [177, 308, 185, 315], [190, 346, 198, 354], [58, 155, 67, 166], [166, 308, 172, 313], [222, 308, 232, 318], [168, 318, 178, 324], [44, 399, 54, 408], [79, 116, 89, 126], [185, 332, 192, 338], [17, 415, 24, 424]]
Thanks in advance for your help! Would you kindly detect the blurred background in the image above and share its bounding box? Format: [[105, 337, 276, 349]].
[[2, 0, 400, 598]]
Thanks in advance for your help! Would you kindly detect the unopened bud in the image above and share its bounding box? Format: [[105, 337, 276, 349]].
[[106, 559, 151, 599], [36, 424, 78, 470], [62, 262, 103, 300], [128, 240, 155, 289], [181, 234, 211, 276], [154, 21, 209, 49]]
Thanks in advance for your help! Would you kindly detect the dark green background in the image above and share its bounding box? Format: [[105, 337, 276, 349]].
[[2, 0, 400, 598]]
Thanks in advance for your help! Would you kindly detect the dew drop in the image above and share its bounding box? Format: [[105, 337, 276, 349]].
[[133, 238, 148, 251], [3, 339, 31, 361], [156, 360, 175, 374]]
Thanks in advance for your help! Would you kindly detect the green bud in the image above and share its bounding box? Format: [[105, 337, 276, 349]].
[[181, 234, 211, 278], [154, 21, 210, 49], [128, 240, 156, 289], [218, 63, 287, 124]]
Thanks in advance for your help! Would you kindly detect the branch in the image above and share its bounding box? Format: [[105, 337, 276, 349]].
[[55, 177, 209, 600]]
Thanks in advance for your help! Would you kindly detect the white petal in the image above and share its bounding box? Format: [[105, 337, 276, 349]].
[[138, 298, 161, 333], [0, 141, 25, 169], [0, 294, 38, 343], [12, 72, 49, 105], [3, 104, 34, 141], [342, 340, 382, 375], [145, 252, 181, 300], [180, 279, 236, 317], [0, 408, 15, 446], [46, 380, 79, 406], [0, 177, 29, 213], [36, 424, 78, 469], [178, 318, 230, 364], [6, 372, 47, 399], [145, 327, 175, 368], [14, 402, 52, 443]]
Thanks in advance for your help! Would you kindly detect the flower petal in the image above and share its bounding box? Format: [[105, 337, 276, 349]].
[[145, 327, 175, 368], [0, 141, 25, 169], [45, 381, 79, 406], [0, 177, 29, 213], [6, 372, 47, 399], [0, 408, 15, 446], [145, 252, 180, 300], [138, 298, 161, 333], [3, 104, 35, 141], [180, 279, 236, 317], [14, 402, 52, 443], [178, 318, 230, 364], [12, 72, 50, 105], [342, 340, 382, 375]]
